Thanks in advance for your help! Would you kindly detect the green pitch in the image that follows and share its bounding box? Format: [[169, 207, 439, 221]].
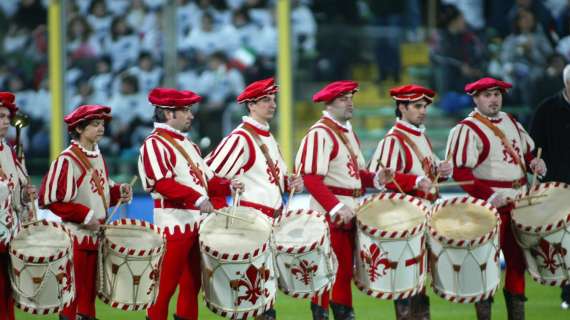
[[15, 276, 568, 319]]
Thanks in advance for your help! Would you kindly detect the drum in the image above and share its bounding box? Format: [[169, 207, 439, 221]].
[[200, 206, 277, 319], [512, 182, 570, 286], [9, 220, 74, 314], [97, 219, 164, 311], [429, 197, 500, 303], [354, 193, 429, 300], [273, 209, 337, 299]]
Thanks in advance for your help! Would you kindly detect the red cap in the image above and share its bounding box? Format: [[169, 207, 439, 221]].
[[464, 77, 512, 95], [149, 88, 202, 108], [64, 105, 112, 130], [389, 84, 435, 103], [237, 77, 278, 104], [0, 92, 18, 115], [312, 80, 359, 103]]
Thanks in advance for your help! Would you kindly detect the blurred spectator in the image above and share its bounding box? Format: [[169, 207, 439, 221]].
[[87, 0, 113, 44], [508, 0, 556, 40], [89, 55, 114, 102], [69, 78, 97, 109], [108, 74, 148, 152], [311, 0, 361, 24], [441, 0, 484, 32], [67, 15, 102, 63], [126, 51, 163, 94], [194, 0, 231, 26], [531, 53, 567, 108], [231, 8, 258, 49], [176, 0, 199, 42], [243, 0, 272, 27], [104, 15, 140, 72], [13, 0, 46, 32], [125, 0, 158, 36], [292, 0, 317, 55], [105, 0, 130, 17], [431, 4, 486, 113], [177, 52, 202, 90], [197, 52, 244, 149], [501, 9, 552, 106]]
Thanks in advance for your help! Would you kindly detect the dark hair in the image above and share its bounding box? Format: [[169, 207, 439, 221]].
[[69, 120, 91, 140], [153, 107, 172, 123], [394, 101, 409, 118], [438, 4, 461, 29]]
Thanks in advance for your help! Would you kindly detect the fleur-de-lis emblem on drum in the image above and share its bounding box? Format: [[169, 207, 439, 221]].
[[147, 267, 160, 295], [287, 259, 318, 285], [230, 264, 270, 305], [360, 243, 391, 281], [531, 239, 567, 274]]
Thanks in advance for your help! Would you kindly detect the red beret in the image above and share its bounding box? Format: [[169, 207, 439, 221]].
[[312, 80, 359, 103], [149, 88, 202, 108], [237, 77, 278, 104], [0, 91, 18, 115], [389, 84, 435, 103], [464, 77, 512, 95], [64, 105, 112, 130]]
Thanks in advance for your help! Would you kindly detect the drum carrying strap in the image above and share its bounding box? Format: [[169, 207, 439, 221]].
[[319, 118, 361, 172], [70, 145, 108, 211], [156, 131, 208, 192], [241, 124, 284, 195], [391, 129, 436, 180], [472, 112, 527, 176]]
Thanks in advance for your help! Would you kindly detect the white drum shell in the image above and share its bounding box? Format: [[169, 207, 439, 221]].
[[97, 219, 164, 311], [9, 221, 74, 314]]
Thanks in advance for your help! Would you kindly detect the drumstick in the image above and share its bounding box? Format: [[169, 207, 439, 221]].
[[431, 180, 474, 188], [377, 162, 404, 193], [430, 154, 452, 195], [105, 176, 138, 224], [528, 147, 542, 206], [227, 169, 244, 228], [213, 209, 253, 223], [284, 167, 301, 216]]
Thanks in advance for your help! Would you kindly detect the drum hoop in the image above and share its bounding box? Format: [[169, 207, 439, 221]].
[[528, 270, 570, 287], [356, 193, 429, 239], [512, 182, 570, 235], [205, 295, 275, 319], [429, 197, 500, 248], [274, 209, 328, 254], [9, 220, 73, 263], [15, 300, 73, 315], [353, 277, 425, 300], [102, 219, 164, 257], [97, 292, 153, 311], [431, 282, 499, 304]]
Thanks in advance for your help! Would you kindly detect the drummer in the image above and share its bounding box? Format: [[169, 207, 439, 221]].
[[205, 77, 303, 319], [0, 92, 37, 320], [39, 105, 133, 320], [138, 88, 243, 320], [369, 84, 451, 319], [295, 80, 420, 319], [446, 77, 547, 319]]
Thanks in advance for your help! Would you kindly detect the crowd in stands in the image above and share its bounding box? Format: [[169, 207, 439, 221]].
[[2, 0, 570, 165]]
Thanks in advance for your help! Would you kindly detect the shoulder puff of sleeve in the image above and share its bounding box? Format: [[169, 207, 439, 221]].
[[446, 123, 488, 169], [206, 132, 250, 177], [139, 135, 177, 181], [296, 126, 337, 176]]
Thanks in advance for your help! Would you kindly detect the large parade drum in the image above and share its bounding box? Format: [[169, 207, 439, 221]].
[[273, 209, 337, 299], [97, 219, 164, 311], [9, 220, 74, 314], [200, 206, 277, 319], [354, 193, 429, 300], [429, 197, 500, 303], [512, 182, 570, 286]]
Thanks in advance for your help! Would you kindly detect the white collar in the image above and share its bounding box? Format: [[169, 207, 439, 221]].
[[322, 111, 352, 131], [472, 108, 503, 121], [242, 116, 270, 131], [396, 118, 426, 133], [70, 140, 100, 157], [153, 122, 187, 136]]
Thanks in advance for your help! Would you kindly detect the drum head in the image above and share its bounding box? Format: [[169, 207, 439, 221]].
[[273, 211, 326, 247], [512, 183, 570, 227], [105, 225, 163, 251], [357, 197, 425, 232], [431, 202, 496, 240], [11, 223, 69, 257], [200, 206, 271, 255]]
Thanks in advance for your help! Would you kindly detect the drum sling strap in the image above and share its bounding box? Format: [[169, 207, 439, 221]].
[[70, 145, 109, 211], [472, 112, 527, 176], [319, 118, 361, 173], [241, 124, 284, 195], [390, 129, 436, 180], [156, 131, 208, 192]]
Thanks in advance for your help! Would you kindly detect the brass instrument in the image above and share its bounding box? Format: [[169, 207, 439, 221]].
[[10, 111, 36, 222]]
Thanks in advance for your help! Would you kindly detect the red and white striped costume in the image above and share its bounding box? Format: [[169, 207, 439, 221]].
[[446, 109, 536, 295], [39, 140, 122, 319], [295, 112, 416, 309], [138, 123, 231, 320], [369, 119, 445, 200], [206, 116, 289, 217], [0, 140, 29, 320]]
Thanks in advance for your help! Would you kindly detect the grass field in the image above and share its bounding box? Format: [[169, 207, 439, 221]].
[[14, 275, 568, 319]]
